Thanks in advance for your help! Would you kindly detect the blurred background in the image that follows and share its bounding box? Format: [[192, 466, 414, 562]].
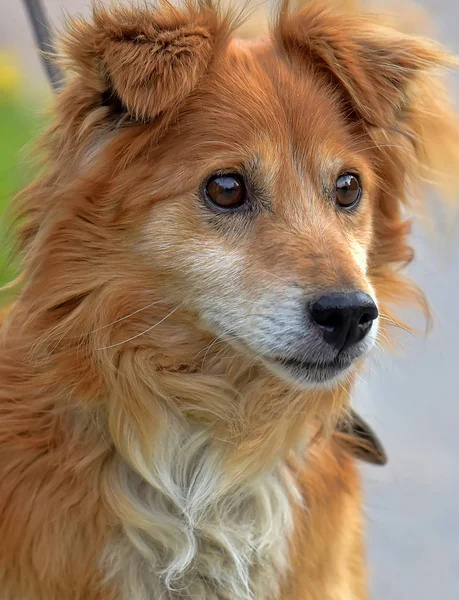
[[0, 1, 458, 598]]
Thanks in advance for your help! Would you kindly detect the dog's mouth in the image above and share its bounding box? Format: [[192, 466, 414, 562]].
[[213, 326, 362, 387], [265, 354, 354, 385]]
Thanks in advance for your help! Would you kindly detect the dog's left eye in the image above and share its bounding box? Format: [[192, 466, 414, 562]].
[[204, 174, 247, 210], [335, 174, 362, 209]]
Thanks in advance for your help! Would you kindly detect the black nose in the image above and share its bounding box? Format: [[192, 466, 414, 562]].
[[310, 292, 378, 351]]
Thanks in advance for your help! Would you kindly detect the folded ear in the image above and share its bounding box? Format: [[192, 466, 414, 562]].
[[61, 1, 234, 121], [276, 0, 455, 127]]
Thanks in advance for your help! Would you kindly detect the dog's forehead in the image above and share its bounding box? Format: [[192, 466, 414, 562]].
[[179, 37, 352, 160]]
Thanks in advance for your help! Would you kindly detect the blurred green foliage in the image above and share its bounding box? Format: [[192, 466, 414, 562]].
[[0, 96, 42, 291]]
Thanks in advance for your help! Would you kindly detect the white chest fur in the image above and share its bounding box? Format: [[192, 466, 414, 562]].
[[102, 426, 297, 600]]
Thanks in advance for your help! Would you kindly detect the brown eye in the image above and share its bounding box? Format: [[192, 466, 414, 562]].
[[205, 174, 246, 210], [335, 174, 361, 209]]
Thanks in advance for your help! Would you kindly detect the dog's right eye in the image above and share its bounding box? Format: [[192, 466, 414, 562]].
[[204, 174, 247, 210]]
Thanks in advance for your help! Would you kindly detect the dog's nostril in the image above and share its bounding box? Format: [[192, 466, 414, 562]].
[[359, 311, 374, 326], [311, 308, 344, 330], [310, 292, 378, 351]]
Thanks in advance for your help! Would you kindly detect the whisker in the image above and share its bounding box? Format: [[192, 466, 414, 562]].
[[352, 143, 412, 155], [196, 333, 238, 368], [250, 267, 292, 286], [378, 313, 416, 337], [97, 305, 181, 350], [337, 380, 352, 402], [86, 298, 167, 335]]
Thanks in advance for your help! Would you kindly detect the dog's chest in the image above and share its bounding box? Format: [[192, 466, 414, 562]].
[[102, 450, 296, 600]]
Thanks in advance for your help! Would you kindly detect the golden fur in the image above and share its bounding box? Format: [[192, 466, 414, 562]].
[[1, 1, 459, 598]]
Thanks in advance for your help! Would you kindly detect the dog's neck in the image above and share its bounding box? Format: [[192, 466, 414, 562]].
[[95, 322, 325, 600]]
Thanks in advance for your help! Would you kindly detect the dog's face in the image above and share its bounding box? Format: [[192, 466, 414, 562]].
[[137, 40, 378, 387], [33, 1, 453, 394]]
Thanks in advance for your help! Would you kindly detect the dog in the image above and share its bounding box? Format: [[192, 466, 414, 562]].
[[1, 1, 458, 598]]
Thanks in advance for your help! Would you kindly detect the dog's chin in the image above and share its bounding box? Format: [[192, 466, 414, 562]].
[[261, 355, 355, 389]]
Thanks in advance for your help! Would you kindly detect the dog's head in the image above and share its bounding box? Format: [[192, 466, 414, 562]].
[[14, 1, 459, 396]]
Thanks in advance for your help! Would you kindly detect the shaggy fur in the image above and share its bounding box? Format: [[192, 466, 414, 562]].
[[1, 1, 459, 598]]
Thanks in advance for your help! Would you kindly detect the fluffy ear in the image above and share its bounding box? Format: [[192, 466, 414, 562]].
[[60, 1, 234, 121], [276, 0, 456, 127]]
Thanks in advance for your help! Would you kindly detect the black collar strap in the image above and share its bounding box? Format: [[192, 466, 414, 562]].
[[334, 409, 388, 466]]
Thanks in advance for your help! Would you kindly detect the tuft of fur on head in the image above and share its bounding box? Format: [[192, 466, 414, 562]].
[[2, 1, 459, 599], [59, 0, 244, 122]]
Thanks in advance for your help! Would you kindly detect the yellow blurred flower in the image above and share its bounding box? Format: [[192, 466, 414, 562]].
[[0, 50, 22, 95]]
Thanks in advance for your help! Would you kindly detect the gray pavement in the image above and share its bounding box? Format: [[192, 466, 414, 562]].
[[1, 1, 458, 598]]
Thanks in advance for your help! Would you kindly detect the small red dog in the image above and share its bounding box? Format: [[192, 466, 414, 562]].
[[1, 1, 458, 598]]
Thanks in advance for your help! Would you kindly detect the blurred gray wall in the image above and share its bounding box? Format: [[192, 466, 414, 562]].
[[1, 1, 458, 598]]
